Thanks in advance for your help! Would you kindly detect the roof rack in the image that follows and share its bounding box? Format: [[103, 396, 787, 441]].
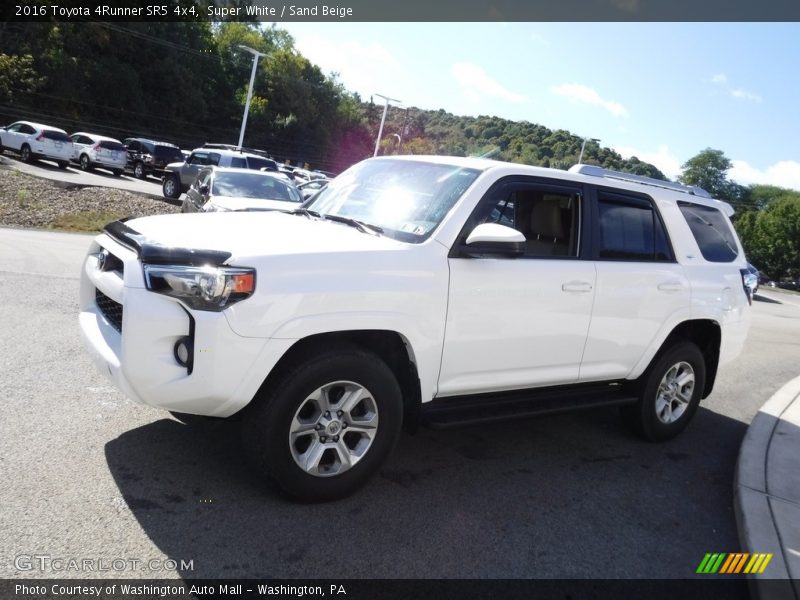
[[201, 143, 274, 159], [569, 164, 711, 198]]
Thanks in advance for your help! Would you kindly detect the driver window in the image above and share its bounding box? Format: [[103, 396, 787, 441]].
[[478, 186, 580, 258]]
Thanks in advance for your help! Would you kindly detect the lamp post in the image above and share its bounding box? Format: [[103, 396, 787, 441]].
[[238, 45, 266, 148], [373, 93, 401, 157], [578, 137, 601, 165]]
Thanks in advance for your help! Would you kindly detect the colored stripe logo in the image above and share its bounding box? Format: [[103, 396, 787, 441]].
[[697, 553, 773, 574]]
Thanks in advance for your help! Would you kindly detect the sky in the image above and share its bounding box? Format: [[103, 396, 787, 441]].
[[279, 22, 800, 190]]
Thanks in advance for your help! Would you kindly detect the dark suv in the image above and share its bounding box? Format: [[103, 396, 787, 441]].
[[122, 138, 184, 179]]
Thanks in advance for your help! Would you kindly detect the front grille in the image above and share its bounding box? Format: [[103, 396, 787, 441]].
[[95, 288, 123, 332]]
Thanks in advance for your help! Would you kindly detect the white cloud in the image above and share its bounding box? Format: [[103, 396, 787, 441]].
[[730, 160, 800, 191], [612, 144, 683, 180], [730, 88, 763, 102], [708, 73, 762, 102], [551, 83, 628, 118], [451, 62, 528, 104]]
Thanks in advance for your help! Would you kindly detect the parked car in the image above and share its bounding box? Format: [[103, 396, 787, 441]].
[[122, 137, 184, 179], [0, 120, 73, 168], [296, 178, 329, 199], [180, 167, 303, 213], [69, 132, 127, 176], [80, 157, 751, 501], [162, 147, 281, 199]]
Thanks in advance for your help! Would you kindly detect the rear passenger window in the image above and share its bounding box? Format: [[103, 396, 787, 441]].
[[597, 195, 672, 261], [678, 201, 739, 262], [230, 157, 247, 168]]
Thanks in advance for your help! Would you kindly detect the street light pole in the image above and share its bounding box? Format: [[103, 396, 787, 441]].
[[238, 45, 266, 148], [578, 137, 601, 165], [373, 93, 401, 157]]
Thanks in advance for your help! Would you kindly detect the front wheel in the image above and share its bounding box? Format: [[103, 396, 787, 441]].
[[242, 347, 403, 501], [79, 154, 92, 171], [133, 161, 145, 179], [621, 341, 706, 442], [21, 144, 32, 163]]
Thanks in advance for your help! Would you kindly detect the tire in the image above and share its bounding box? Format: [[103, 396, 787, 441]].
[[621, 341, 706, 442], [20, 144, 32, 163], [133, 161, 145, 179], [242, 346, 403, 501], [79, 154, 92, 171], [57, 160, 69, 169], [112, 169, 123, 177], [162, 174, 181, 199]]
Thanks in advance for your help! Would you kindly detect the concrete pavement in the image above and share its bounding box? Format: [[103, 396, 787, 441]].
[[735, 373, 800, 598]]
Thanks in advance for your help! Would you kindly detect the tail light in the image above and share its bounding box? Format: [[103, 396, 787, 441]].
[[740, 268, 755, 305], [92, 143, 102, 152], [35, 133, 44, 141]]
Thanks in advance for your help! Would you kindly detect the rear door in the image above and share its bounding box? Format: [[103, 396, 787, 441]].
[[578, 187, 689, 382], [438, 177, 596, 396]]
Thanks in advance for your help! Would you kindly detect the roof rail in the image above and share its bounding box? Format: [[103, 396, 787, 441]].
[[201, 143, 274, 159], [569, 164, 711, 198]]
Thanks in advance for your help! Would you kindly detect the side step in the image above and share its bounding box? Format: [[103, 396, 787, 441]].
[[421, 382, 638, 429]]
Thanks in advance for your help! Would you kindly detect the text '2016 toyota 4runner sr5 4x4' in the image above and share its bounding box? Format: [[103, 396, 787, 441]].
[[79, 156, 751, 501]]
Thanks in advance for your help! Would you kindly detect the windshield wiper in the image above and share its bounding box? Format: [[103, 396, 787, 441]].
[[321, 214, 383, 235], [289, 208, 322, 219]]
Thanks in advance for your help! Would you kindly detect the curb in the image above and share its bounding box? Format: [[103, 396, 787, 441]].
[[735, 374, 800, 599]]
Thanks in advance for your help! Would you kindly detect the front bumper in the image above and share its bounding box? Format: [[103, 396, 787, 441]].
[[79, 234, 293, 417]]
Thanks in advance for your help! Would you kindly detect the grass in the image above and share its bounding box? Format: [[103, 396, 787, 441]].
[[49, 211, 128, 233]]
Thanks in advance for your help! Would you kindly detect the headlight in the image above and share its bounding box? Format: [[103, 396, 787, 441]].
[[143, 264, 255, 311]]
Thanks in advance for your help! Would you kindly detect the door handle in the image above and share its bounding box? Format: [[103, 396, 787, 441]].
[[657, 281, 683, 292], [562, 281, 593, 293]]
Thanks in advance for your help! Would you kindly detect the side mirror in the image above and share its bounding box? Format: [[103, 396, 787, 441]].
[[459, 223, 526, 258]]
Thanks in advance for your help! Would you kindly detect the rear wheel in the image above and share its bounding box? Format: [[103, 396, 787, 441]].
[[112, 169, 123, 177], [242, 346, 403, 501], [621, 341, 706, 441], [57, 160, 69, 169], [20, 144, 32, 163]]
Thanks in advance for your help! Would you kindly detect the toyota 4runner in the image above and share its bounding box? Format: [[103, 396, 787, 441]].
[[79, 156, 751, 501]]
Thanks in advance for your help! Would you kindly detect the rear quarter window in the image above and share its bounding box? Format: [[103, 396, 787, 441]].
[[42, 130, 70, 142], [678, 201, 739, 262]]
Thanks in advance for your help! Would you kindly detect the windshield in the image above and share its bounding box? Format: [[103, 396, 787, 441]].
[[305, 158, 481, 243], [212, 172, 302, 202]]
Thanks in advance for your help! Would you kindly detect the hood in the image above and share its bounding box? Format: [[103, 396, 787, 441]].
[[206, 197, 299, 212], [122, 211, 405, 260]]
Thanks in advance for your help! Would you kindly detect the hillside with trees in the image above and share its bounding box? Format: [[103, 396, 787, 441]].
[[0, 21, 663, 178]]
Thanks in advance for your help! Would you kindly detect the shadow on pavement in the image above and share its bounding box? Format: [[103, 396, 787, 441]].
[[754, 293, 781, 304], [105, 404, 750, 584]]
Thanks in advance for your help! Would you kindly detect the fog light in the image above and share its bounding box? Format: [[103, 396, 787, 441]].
[[174, 336, 193, 368]]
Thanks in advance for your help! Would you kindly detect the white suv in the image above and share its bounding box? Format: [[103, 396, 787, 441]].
[[0, 120, 74, 168], [69, 132, 128, 176], [79, 156, 751, 501]]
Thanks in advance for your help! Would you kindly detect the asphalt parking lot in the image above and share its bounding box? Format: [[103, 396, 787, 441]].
[[1, 228, 799, 584]]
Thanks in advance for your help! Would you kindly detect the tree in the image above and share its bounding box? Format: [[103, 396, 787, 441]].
[[0, 53, 43, 102], [678, 148, 736, 199]]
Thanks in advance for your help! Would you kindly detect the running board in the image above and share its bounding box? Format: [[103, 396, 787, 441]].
[[422, 382, 638, 429]]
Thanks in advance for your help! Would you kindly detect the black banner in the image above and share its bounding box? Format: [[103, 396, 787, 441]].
[[2, 0, 800, 22], [1, 578, 780, 600]]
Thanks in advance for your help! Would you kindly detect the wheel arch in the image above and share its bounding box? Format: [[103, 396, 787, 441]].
[[648, 319, 721, 399], [251, 330, 422, 431]]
